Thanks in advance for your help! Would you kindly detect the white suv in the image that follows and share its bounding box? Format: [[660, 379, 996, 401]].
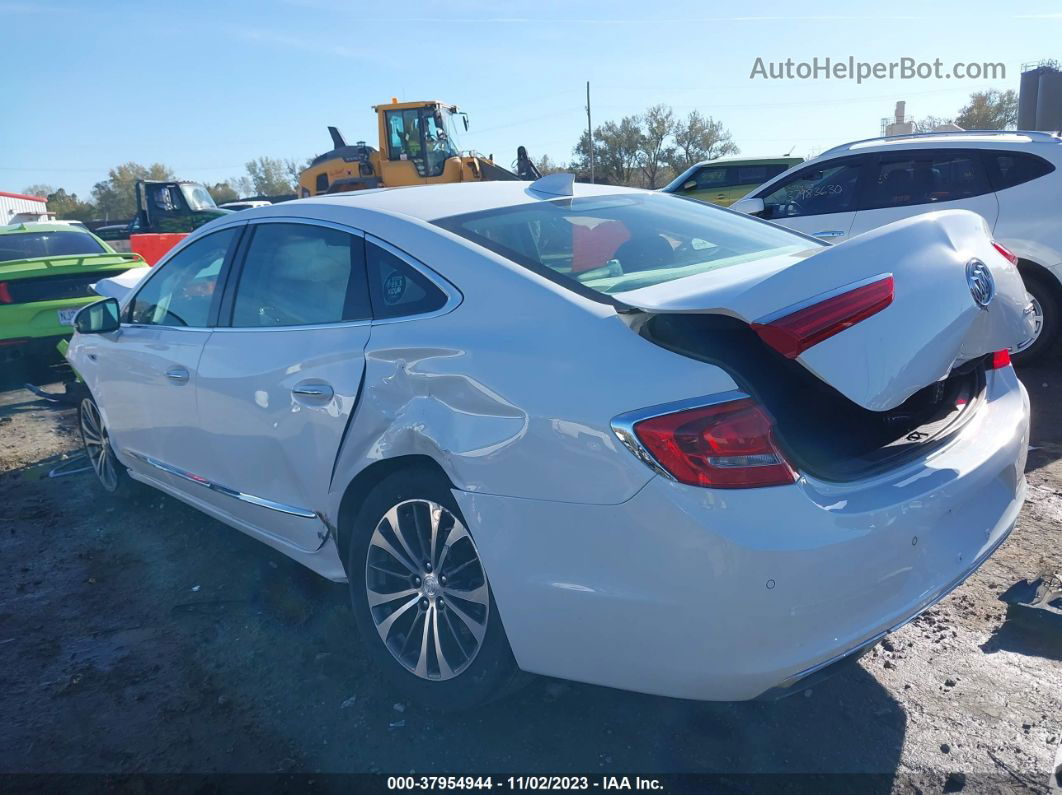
[[732, 131, 1062, 363]]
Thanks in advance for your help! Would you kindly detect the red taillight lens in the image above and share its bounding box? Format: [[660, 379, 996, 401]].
[[0, 282, 11, 304], [634, 398, 796, 488], [992, 241, 1019, 266], [751, 276, 894, 359], [990, 349, 1011, 369]]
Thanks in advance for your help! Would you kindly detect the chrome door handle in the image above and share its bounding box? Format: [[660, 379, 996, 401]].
[[813, 230, 845, 238], [292, 383, 334, 401], [165, 368, 190, 383]]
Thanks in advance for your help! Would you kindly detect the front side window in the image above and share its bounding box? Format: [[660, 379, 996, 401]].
[[231, 223, 370, 327], [435, 193, 813, 298], [128, 228, 237, 327], [150, 185, 181, 213], [0, 231, 105, 262], [862, 151, 990, 210], [694, 167, 729, 189], [759, 158, 864, 219], [365, 241, 447, 319]]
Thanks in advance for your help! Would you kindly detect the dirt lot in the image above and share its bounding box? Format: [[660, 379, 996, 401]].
[[1, 358, 1060, 792]]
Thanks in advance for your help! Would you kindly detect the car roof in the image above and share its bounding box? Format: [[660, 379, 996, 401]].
[[252, 180, 651, 223], [0, 222, 94, 236], [818, 130, 1062, 159], [690, 156, 803, 167]]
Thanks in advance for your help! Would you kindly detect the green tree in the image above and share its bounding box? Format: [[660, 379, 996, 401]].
[[46, 188, 96, 222], [22, 184, 55, 198], [573, 116, 644, 186], [955, 89, 1018, 130], [245, 156, 296, 196], [91, 162, 175, 220], [206, 182, 239, 204], [670, 110, 739, 171], [639, 104, 677, 189]]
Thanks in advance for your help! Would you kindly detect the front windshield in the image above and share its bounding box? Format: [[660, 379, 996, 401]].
[[0, 230, 105, 262], [180, 184, 218, 211], [435, 193, 815, 296]]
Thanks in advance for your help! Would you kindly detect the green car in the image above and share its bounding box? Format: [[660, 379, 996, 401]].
[[0, 223, 143, 365], [662, 157, 803, 206]]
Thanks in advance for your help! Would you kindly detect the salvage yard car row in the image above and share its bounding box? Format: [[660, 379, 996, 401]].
[[63, 170, 1034, 707]]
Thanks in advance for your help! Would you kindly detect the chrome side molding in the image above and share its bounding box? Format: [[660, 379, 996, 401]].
[[126, 451, 318, 519]]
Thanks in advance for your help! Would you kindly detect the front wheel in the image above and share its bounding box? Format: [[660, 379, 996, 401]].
[[347, 467, 522, 709], [1011, 273, 1059, 366], [79, 396, 130, 495]]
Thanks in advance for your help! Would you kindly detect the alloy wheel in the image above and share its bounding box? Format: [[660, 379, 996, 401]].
[[365, 499, 489, 681], [1011, 294, 1044, 354], [80, 399, 119, 493]]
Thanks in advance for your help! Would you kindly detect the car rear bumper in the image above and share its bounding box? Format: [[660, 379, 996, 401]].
[[455, 367, 1029, 701], [0, 298, 88, 341]]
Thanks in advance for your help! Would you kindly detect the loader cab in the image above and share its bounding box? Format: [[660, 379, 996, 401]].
[[378, 101, 464, 184]]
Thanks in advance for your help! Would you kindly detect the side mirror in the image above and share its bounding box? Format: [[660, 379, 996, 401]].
[[682, 180, 697, 191], [74, 298, 120, 335], [732, 197, 766, 217]]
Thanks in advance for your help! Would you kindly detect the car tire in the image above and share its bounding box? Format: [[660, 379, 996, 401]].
[[346, 466, 524, 710], [78, 395, 132, 496], [1012, 272, 1059, 366]]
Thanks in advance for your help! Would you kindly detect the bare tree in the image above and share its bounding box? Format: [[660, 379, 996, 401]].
[[21, 184, 55, 198], [638, 104, 676, 189], [534, 154, 567, 175], [670, 111, 739, 171], [913, 115, 955, 133]]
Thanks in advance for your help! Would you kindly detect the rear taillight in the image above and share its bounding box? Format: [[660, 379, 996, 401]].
[[0, 282, 11, 304], [992, 241, 1019, 266], [751, 275, 894, 359], [632, 398, 796, 488], [990, 349, 1011, 369]]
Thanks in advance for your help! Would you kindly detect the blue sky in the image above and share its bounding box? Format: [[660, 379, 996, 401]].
[[1, 0, 1059, 198]]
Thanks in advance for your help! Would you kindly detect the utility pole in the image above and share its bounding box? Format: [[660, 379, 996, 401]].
[[586, 81, 594, 184]]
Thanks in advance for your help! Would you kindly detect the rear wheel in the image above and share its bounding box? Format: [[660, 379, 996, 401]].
[[1012, 272, 1059, 365], [346, 467, 522, 709], [79, 396, 130, 495]]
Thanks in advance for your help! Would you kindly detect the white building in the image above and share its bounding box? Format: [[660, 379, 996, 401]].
[[1, 191, 50, 225]]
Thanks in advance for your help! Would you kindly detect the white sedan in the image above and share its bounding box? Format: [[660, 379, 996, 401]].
[[67, 175, 1032, 708]]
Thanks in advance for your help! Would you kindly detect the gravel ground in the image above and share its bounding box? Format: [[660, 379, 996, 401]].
[[0, 359, 1060, 792]]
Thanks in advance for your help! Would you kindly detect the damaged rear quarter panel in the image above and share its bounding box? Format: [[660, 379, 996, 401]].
[[326, 216, 739, 513]]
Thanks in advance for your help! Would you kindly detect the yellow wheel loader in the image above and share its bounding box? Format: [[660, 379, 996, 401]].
[[298, 100, 540, 196]]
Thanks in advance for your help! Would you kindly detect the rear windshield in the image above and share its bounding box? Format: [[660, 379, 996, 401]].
[[434, 193, 812, 297], [0, 231, 105, 263]]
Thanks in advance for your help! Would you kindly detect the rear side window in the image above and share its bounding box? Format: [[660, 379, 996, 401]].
[[986, 151, 1055, 191], [365, 241, 448, 319], [230, 223, 370, 327], [734, 165, 781, 184], [862, 151, 990, 210]]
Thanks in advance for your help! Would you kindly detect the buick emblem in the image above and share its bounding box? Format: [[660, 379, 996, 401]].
[[966, 259, 995, 309]]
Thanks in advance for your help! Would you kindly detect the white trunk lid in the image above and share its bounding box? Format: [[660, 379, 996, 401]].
[[617, 210, 1033, 411]]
